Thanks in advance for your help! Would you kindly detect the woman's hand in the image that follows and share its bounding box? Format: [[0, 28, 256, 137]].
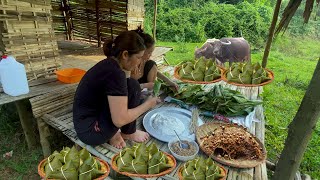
[[146, 96, 161, 108], [169, 81, 179, 92], [141, 82, 154, 90]]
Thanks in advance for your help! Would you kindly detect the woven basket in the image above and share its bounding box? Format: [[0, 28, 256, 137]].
[[177, 163, 227, 180], [111, 152, 177, 178], [174, 66, 223, 84], [221, 68, 274, 87], [196, 122, 267, 168], [38, 157, 110, 180]]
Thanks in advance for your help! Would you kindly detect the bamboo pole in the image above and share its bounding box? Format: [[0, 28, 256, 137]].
[[261, 0, 282, 68], [96, 0, 101, 47], [153, 0, 157, 41], [15, 100, 38, 149], [37, 118, 51, 157]]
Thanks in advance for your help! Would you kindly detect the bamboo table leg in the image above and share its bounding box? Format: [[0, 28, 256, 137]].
[[37, 118, 51, 157], [15, 100, 38, 149]]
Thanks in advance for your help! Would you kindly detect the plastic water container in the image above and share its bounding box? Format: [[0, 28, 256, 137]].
[[0, 55, 29, 96]]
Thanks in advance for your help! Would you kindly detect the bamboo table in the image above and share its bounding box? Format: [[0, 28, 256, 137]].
[[0, 77, 75, 149]]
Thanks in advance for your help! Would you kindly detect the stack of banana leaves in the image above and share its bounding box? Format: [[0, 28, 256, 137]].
[[181, 157, 225, 180], [44, 146, 105, 180], [162, 83, 262, 117], [115, 143, 172, 174], [178, 57, 221, 82], [226, 62, 271, 84]]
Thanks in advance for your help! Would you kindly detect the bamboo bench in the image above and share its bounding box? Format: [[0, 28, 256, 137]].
[[29, 76, 268, 180]]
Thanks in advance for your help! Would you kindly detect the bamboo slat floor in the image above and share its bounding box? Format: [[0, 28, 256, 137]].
[[33, 65, 267, 180]]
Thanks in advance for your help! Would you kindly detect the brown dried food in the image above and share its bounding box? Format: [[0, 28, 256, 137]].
[[200, 126, 263, 161]]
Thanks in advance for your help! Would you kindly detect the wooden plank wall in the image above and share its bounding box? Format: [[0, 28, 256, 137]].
[[127, 0, 144, 30], [0, 0, 61, 81]]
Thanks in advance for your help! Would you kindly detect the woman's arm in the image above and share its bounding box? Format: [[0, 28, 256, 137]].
[[108, 96, 158, 127], [157, 71, 179, 91]]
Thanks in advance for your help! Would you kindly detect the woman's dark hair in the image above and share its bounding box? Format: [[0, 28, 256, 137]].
[[133, 26, 155, 49], [103, 31, 146, 57]]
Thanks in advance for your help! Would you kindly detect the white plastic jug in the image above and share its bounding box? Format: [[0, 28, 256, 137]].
[[0, 55, 29, 96]]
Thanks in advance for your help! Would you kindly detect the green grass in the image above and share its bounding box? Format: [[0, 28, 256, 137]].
[[157, 36, 320, 178]]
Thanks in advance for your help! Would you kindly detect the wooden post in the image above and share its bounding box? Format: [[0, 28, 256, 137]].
[[15, 100, 37, 149], [261, 0, 282, 68], [37, 118, 51, 157], [110, 0, 113, 40], [95, 0, 101, 47], [153, 0, 157, 41], [62, 0, 72, 40], [272, 59, 320, 179]]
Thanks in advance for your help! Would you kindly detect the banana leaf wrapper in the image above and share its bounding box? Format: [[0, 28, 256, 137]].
[[148, 151, 172, 174], [181, 162, 195, 177], [60, 147, 71, 157], [190, 68, 205, 81], [64, 146, 80, 169], [243, 62, 254, 75], [182, 168, 206, 180], [147, 143, 160, 160], [79, 162, 104, 180], [206, 166, 224, 180], [179, 63, 194, 78], [120, 154, 148, 174], [254, 62, 262, 71], [194, 58, 207, 72], [79, 148, 91, 161], [194, 157, 206, 171], [45, 155, 63, 175], [229, 70, 252, 84], [153, 80, 161, 97], [206, 59, 214, 69], [132, 143, 148, 161], [205, 66, 220, 81], [116, 148, 134, 170], [47, 160, 78, 180]]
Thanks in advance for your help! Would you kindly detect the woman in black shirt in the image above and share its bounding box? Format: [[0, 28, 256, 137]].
[[73, 31, 159, 149]]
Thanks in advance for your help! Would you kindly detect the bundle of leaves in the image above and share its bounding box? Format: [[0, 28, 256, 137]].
[[178, 58, 221, 82], [180, 157, 225, 180], [44, 146, 105, 180], [115, 143, 173, 174], [226, 62, 271, 84], [163, 83, 262, 116]]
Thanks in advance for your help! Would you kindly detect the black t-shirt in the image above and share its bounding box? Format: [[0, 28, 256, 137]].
[[73, 58, 128, 133], [138, 60, 157, 84]]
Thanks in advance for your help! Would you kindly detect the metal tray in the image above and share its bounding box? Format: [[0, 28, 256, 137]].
[[143, 107, 204, 142]]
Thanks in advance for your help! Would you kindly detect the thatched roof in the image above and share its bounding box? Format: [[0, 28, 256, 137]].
[[276, 0, 320, 34]]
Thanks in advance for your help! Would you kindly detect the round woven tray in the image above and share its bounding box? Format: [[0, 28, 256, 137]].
[[111, 152, 177, 178], [177, 163, 227, 180], [196, 122, 267, 168], [174, 66, 223, 84], [221, 68, 274, 87], [38, 157, 110, 180]]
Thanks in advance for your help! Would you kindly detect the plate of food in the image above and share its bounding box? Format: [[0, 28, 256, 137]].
[[196, 122, 266, 168], [143, 107, 204, 142]]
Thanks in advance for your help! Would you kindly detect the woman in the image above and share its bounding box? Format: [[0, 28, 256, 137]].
[[73, 31, 159, 149], [131, 27, 179, 91]]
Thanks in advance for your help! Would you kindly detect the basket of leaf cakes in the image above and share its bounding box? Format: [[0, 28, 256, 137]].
[[221, 62, 274, 86], [196, 122, 267, 168], [178, 157, 227, 180], [38, 146, 110, 180], [111, 143, 176, 178], [174, 57, 223, 84]]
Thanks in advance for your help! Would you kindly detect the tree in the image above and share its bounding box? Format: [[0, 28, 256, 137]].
[[272, 59, 320, 179]]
